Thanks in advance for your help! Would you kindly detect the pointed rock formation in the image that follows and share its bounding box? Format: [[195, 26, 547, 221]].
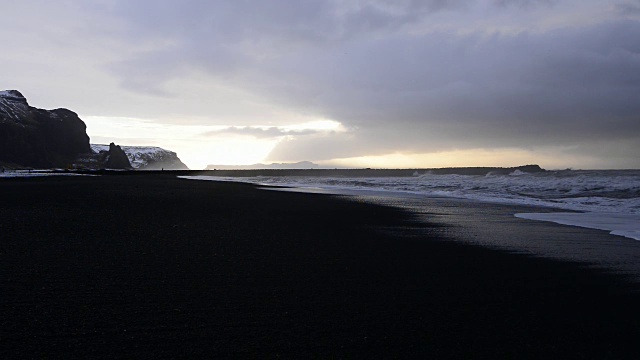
[[104, 142, 133, 169]]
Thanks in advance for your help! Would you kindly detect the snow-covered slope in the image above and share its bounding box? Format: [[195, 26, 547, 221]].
[[0, 90, 31, 122], [91, 144, 189, 170]]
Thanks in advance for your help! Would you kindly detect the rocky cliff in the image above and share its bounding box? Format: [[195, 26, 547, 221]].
[[0, 90, 91, 168], [1, 90, 188, 170], [91, 144, 189, 170]]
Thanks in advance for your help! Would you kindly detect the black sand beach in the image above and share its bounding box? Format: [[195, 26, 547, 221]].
[[1, 174, 640, 358]]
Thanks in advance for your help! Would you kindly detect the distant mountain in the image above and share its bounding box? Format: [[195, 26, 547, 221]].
[[91, 144, 189, 170], [0, 90, 90, 168], [205, 161, 319, 170]]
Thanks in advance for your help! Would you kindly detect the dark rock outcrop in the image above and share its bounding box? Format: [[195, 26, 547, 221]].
[[104, 143, 133, 169], [0, 90, 91, 168], [0, 90, 190, 171], [76, 142, 133, 170]]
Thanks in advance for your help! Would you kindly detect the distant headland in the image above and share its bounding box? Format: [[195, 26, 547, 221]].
[[194, 164, 545, 177]]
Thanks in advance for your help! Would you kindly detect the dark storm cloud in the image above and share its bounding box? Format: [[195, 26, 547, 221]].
[[100, 1, 640, 164], [105, 0, 467, 93], [493, 0, 558, 7], [265, 20, 640, 158], [617, 1, 640, 15]]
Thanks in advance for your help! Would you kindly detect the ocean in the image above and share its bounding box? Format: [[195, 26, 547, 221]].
[[182, 169, 640, 241]]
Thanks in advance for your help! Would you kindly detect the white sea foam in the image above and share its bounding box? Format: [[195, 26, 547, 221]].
[[180, 169, 640, 240], [515, 212, 640, 241]]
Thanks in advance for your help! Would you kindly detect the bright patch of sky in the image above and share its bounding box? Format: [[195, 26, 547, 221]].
[[85, 116, 345, 169], [322, 147, 607, 170]]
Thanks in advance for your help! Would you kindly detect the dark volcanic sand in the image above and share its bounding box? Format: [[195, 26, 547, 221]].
[[1, 175, 639, 358]]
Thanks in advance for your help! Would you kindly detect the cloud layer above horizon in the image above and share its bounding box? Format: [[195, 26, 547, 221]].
[[2, 0, 639, 168]]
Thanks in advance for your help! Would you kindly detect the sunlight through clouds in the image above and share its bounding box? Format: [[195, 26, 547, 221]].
[[3, 0, 639, 169], [84, 116, 347, 169], [323, 147, 609, 170]]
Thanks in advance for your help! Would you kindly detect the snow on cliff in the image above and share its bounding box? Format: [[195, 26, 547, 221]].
[[0, 90, 31, 122], [91, 144, 189, 170]]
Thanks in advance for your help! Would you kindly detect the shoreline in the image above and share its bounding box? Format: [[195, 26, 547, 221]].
[[182, 173, 640, 242], [1, 174, 640, 357], [260, 184, 640, 278]]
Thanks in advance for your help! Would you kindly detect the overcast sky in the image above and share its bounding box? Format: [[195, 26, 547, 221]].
[[2, 0, 639, 169]]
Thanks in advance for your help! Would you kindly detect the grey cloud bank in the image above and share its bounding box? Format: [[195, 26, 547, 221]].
[[1, 0, 639, 168], [205, 126, 321, 139]]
